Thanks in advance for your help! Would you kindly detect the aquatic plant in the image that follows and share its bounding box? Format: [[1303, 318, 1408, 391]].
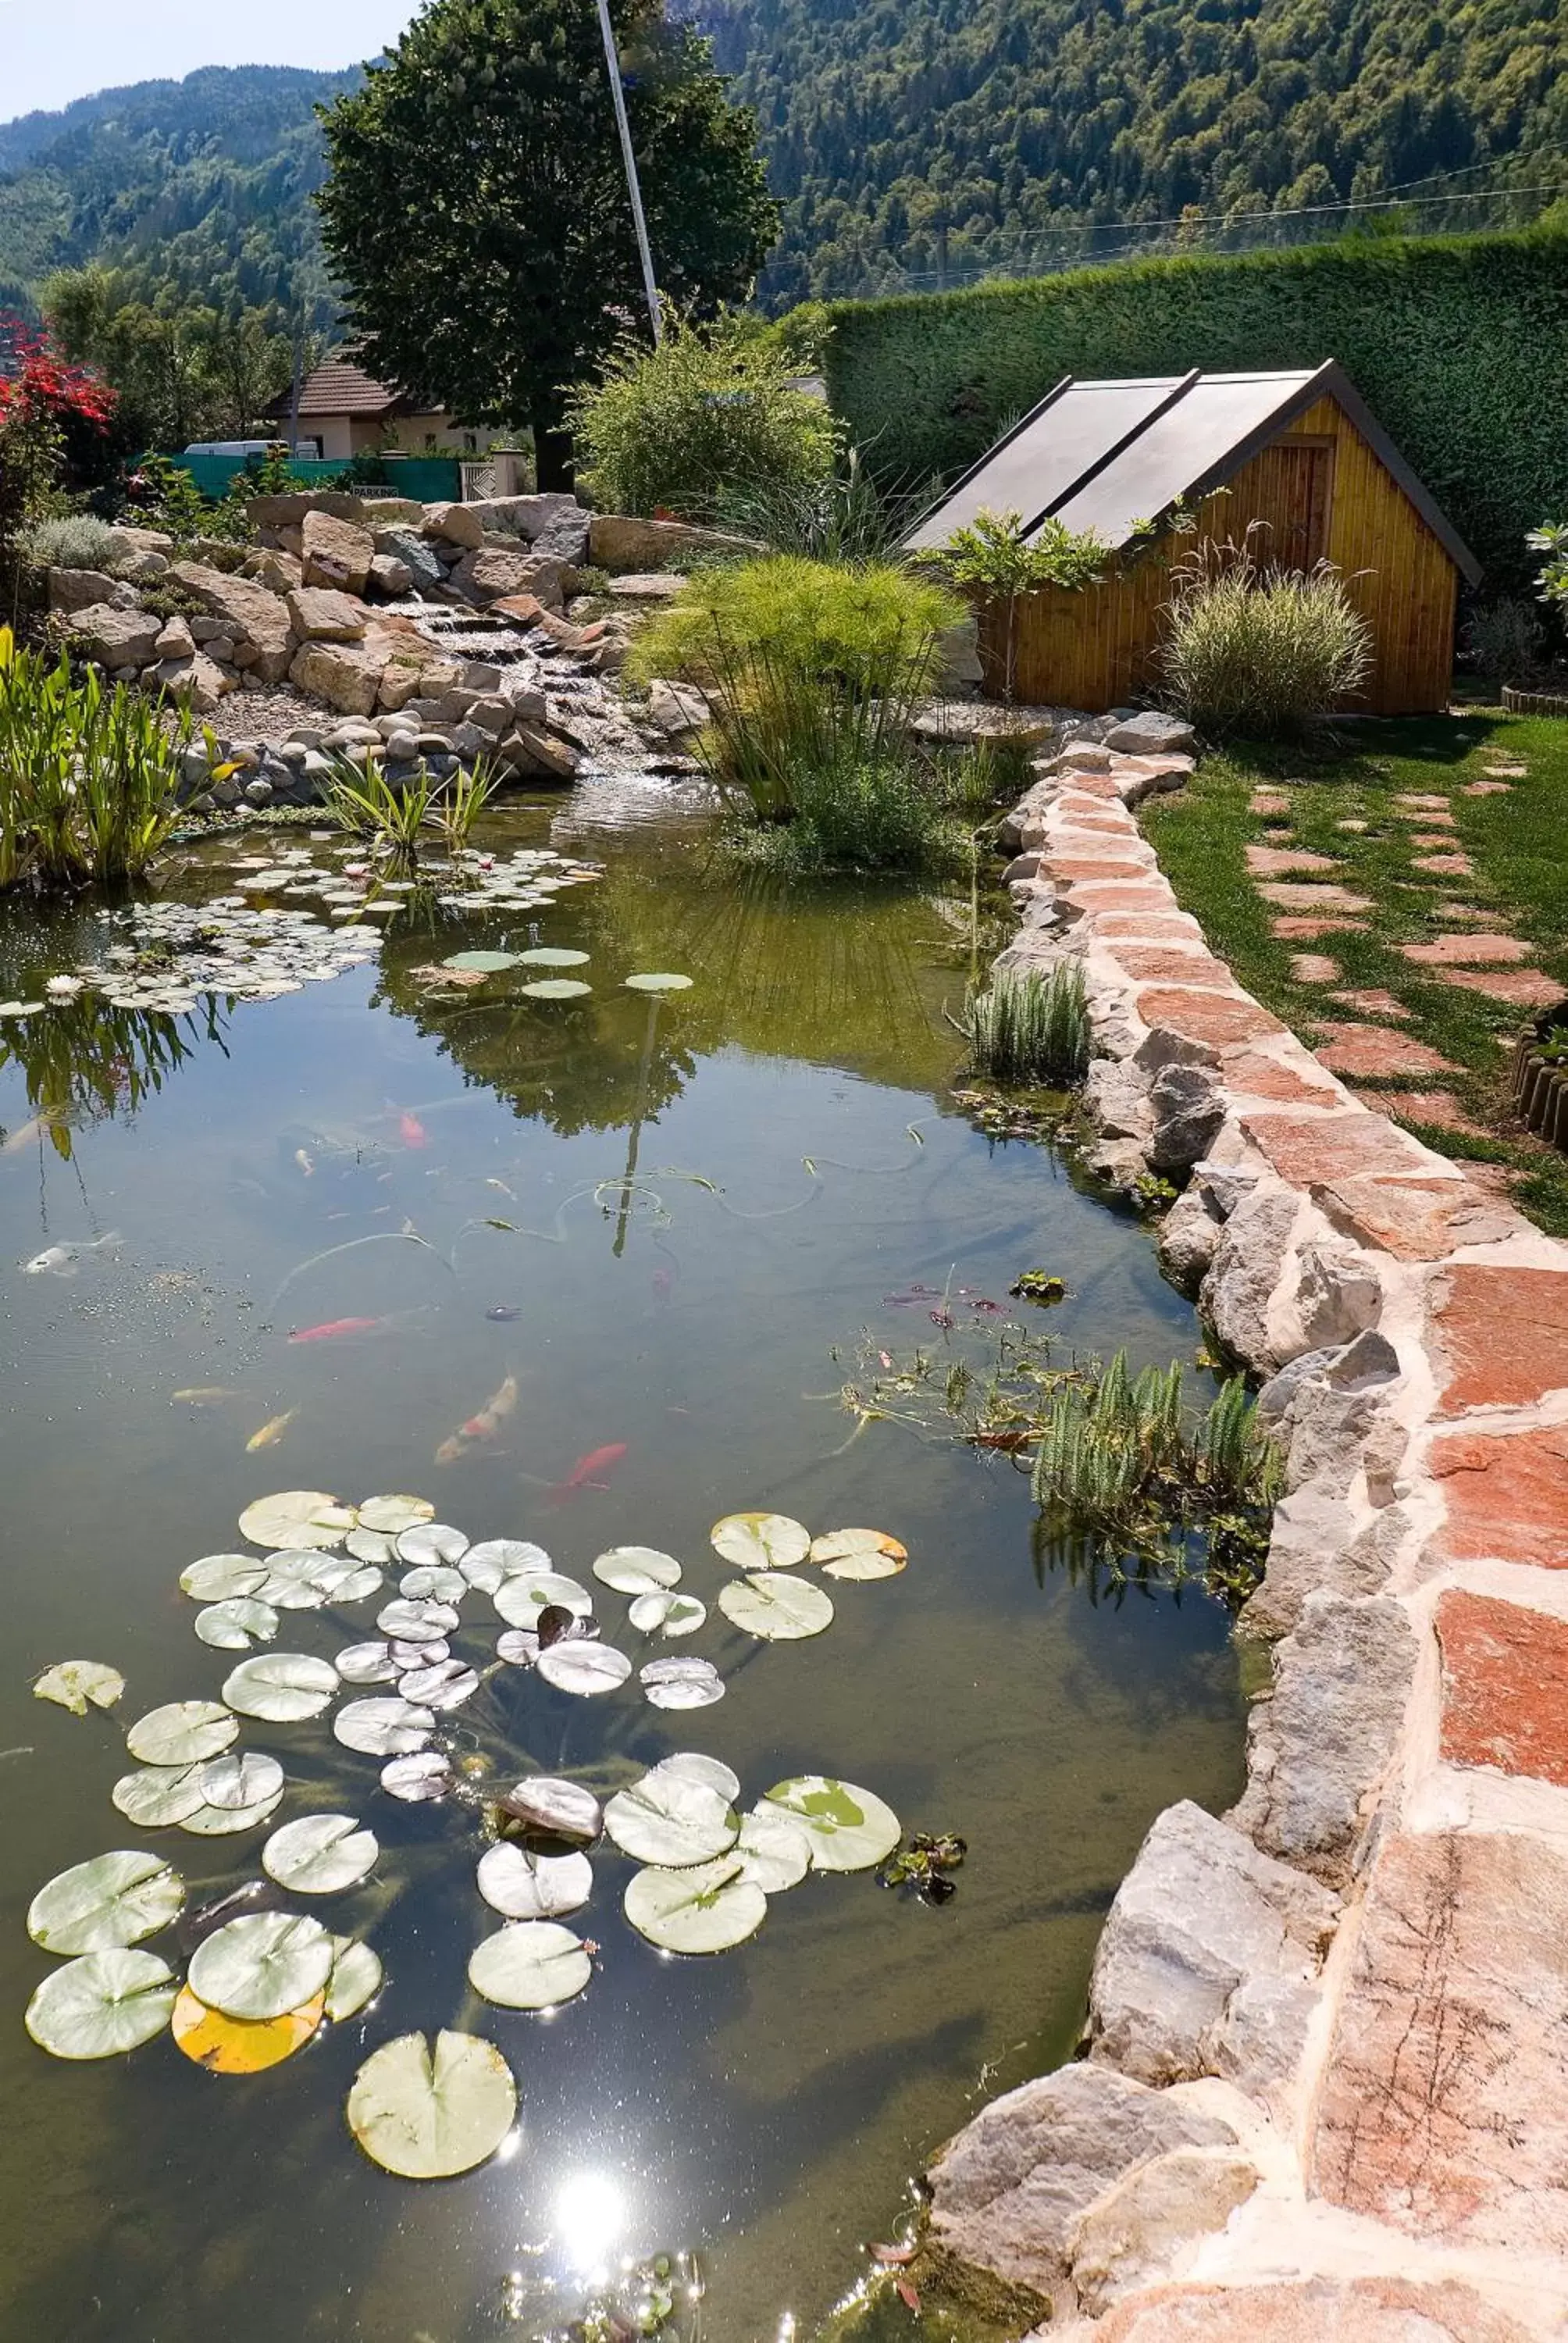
[[0, 639, 187, 888], [429, 754, 498, 856], [964, 961, 1089, 1083], [319, 751, 434, 869]]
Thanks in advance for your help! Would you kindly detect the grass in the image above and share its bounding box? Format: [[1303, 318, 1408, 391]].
[[1140, 708, 1568, 1234]]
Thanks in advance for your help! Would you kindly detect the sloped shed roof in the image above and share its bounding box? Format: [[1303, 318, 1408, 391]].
[[906, 361, 1480, 582]]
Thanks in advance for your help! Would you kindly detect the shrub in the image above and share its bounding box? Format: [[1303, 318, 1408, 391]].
[[21, 514, 126, 572], [1528, 521, 1568, 613], [1155, 537, 1373, 736], [565, 311, 839, 523], [934, 507, 1109, 702], [629, 553, 963, 824], [734, 745, 955, 875], [0, 637, 187, 888], [1460, 596, 1545, 686], [964, 961, 1089, 1082]]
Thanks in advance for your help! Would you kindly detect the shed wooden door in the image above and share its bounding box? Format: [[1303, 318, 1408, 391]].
[[1233, 437, 1333, 571]]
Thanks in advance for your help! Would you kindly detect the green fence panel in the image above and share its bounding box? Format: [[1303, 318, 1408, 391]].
[[148, 454, 462, 505]]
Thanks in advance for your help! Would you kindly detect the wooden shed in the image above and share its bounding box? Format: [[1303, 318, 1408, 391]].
[[905, 363, 1481, 715]]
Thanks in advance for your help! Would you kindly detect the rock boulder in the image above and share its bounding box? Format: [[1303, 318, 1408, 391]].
[[287, 587, 369, 642], [588, 512, 757, 572], [301, 509, 374, 594], [169, 563, 295, 683], [66, 604, 162, 669], [1103, 711, 1197, 757], [422, 501, 485, 549]]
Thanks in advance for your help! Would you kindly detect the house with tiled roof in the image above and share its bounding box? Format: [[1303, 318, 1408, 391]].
[[271, 358, 504, 462]]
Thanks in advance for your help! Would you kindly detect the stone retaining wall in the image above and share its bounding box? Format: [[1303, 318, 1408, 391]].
[[926, 735, 1568, 2342]]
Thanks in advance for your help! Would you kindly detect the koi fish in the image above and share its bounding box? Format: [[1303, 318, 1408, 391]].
[[2, 1117, 46, 1156], [24, 1232, 122, 1276], [294, 1148, 315, 1178], [436, 1371, 519, 1465], [399, 1112, 429, 1149], [247, 1407, 298, 1452], [547, 1441, 627, 1503], [287, 1314, 385, 1344], [173, 1386, 243, 1405]]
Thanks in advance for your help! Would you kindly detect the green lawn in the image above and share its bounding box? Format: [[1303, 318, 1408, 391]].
[[1140, 711, 1568, 1236]]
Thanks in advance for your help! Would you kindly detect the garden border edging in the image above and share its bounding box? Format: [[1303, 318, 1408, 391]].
[[922, 735, 1568, 2341]]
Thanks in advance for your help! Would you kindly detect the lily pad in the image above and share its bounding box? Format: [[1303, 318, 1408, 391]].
[[710, 1512, 811, 1571], [178, 1787, 286, 1838], [347, 2030, 516, 2179], [461, 1538, 551, 1592], [517, 947, 590, 968], [468, 1920, 592, 2010], [654, 1753, 741, 1802], [376, 1597, 460, 1644], [497, 1776, 601, 1844], [126, 1701, 238, 1767], [112, 1763, 206, 1828], [27, 1949, 177, 2059], [628, 1591, 706, 1638], [356, 1495, 435, 1535], [171, 1982, 324, 2073], [604, 1770, 737, 1868], [442, 950, 520, 973], [187, 1911, 334, 2021], [493, 1573, 593, 1627], [199, 1752, 284, 1811], [520, 979, 593, 1000], [335, 1639, 398, 1685], [718, 1572, 834, 1641], [396, 1522, 469, 1567], [536, 1642, 632, 1697], [398, 1564, 467, 1603], [34, 1660, 125, 1717], [810, 1528, 908, 1581], [180, 1553, 270, 1603], [398, 1657, 479, 1709], [194, 1599, 280, 1650], [260, 1550, 372, 1609], [263, 1813, 380, 1894], [335, 1696, 435, 1756], [380, 1752, 453, 1803], [495, 1628, 540, 1667], [237, 1491, 354, 1551], [763, 1776, 900, 1872], [733, 1807, 813, 1892], [29, 1851, 185, 1955], [223, 1652, 338, 1721], [324, 1936, 383, 2022], [346, 1527, 396, 1565], [476, 1844, 593, 1921], [624, 972, 693, 994], [592, 1546, 682, 1595], [623, 1852, 766, 1953], [639, 1655, 725, 1710]]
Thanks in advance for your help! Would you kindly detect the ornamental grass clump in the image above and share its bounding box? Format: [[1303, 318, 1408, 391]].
[[0, 637, 187, 889], [20, 514, 125, 572], [1156, 536, 1373, 737], [964, 961, 1089, 1083]]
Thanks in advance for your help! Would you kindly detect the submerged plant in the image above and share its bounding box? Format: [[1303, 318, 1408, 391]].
[[964, 962, 1089, 1084]]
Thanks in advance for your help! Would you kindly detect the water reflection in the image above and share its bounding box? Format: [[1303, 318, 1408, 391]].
[[0, 993, 227, 1158]]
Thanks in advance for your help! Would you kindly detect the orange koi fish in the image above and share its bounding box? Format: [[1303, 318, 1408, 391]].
[[436, 1371, 519, 1465]]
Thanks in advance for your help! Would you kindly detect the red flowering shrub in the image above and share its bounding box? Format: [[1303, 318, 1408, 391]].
[[1, 318, 118, 612]]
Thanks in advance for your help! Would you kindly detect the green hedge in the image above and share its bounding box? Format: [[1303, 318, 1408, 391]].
[[821, 228, 1568, 590]]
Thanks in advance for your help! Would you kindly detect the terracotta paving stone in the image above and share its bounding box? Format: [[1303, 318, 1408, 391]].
[[1220, 1047, 1342, 1105], [1313, 1828, 1568, 2252], [1483, 764, 1527, 778], [1413, 852, 1476, 877], [1089, 2277, 1535, 2343], [1257, 882, 1374, 911], [1438, 1590, 1568, 1781], [1288, 952, 1339, 983], [1314, 1174, 1520, 1261], [1431, 1423, 1568, 1568], [1064, 883, 1176, 913], [1245, 844, 1342, 876], [1057, 811, 1137, 834], [1348, 1087, 1489, 1136], [1400, 933, 1532, 967], [1330, 989, 1409, 1018], [1241, 1109, 1434, 1189], [1431, 1264, 1568, 1411], [1313, 1024, 1459, 1079], [1092, 911, 1203, 940], [1464, 779, 1512, 796], [1410, 829, 1458, 846], [1111, 947, 1234, 984], [1050, 858, 1158, 882], [1249, 789, 1291, 816], [1135, 986, 1284, 1047], [1270, 915, 1369, 940], [1439, 967, 1564, 1008], [1393, 792, 1452, 811]]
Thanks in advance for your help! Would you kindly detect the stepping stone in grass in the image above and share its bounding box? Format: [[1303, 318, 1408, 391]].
[[1410, 831, 1459, 847], [1348, 1088, 1491, 1137], [1246, 845, 1342, 876], [1413, 853, 1475, 877], [1249, 790, 1291, 817], [1431, 904, 1493, 923], [1392, 793, 1451, 811], [1314, 1024, 1460, 1078], [1271, 915, 1369, 940], [1330, 990, 1410, 1020], [1400, 934, 1532, 967], [1438, 969, 1564, 1008], [1483, 765, 1527, 778], [1392, 808, 1457, 829], [1257, 883, 1374, 911], [1289, 954, 1340, 983], [1336, 818, 1370, 833], [1463, 779, 1510, 796]]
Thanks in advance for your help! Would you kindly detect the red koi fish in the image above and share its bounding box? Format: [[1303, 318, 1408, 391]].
[[287, 1314, 386, 1344], [399, 1111, 429, 1149], [547, 1442, 627, 1503]]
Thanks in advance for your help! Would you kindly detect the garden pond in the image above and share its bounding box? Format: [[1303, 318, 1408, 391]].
[[0, 779, 1245, 2342]]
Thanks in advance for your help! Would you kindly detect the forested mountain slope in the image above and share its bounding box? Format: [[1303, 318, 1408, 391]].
[[685, 0, 1568, 303]]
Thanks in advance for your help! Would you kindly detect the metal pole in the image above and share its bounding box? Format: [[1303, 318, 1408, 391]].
[[287, 316, 305, 455], [594, 0, 662, 344]]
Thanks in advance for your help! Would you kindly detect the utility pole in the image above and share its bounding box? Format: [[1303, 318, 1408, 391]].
[[594, 0, 662, 344], [287, 313, 305, 455]]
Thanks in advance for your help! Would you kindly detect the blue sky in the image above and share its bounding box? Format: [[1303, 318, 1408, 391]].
[[1, 0, 417, 119]]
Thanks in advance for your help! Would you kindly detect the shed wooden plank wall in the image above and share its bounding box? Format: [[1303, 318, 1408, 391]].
[[986, 393, 1460, 716]]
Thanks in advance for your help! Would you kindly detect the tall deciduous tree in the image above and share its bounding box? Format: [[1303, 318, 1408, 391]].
[[315, 0, 779, 488]]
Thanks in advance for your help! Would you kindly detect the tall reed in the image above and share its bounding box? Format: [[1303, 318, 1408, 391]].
[[964, 961, 1089, 1082]]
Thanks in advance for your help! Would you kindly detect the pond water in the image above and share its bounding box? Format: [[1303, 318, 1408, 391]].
[[0, 783, 1245, 2343]]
